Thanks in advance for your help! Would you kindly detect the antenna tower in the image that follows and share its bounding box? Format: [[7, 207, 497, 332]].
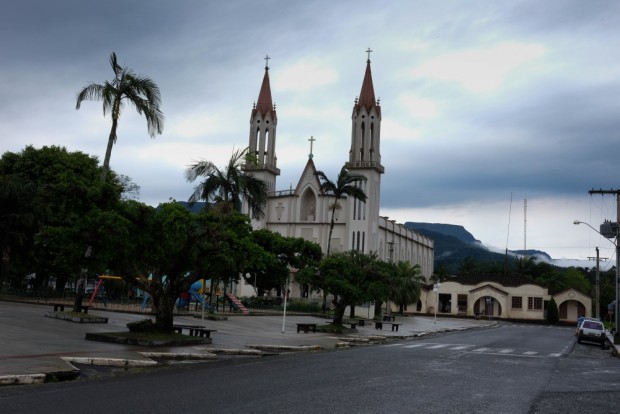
[[524, 198, 527, 254]]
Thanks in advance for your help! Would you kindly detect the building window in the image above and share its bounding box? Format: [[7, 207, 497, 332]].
[[457, 295, 467, 313], [528, 297, 543, 310], [512, 296, 522, 309]]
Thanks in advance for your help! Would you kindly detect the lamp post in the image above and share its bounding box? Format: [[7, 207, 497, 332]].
[[574, 219, 619, 341], [433, 281, 441, 324]]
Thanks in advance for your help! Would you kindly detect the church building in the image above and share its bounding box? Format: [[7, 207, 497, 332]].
[[236, 53, 434, 299]]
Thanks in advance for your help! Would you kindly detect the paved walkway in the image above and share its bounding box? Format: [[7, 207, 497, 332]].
[[0, 300, 498, 385]]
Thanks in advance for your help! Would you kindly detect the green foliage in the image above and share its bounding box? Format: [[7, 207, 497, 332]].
[[185, 148, 268, 218], [127, 319, 156, 333], [315, 166, 367, 255], [242, 229, 322, 295], [0, 145, 123, 289], [76, 52, 164, 181], [389, 261, 423, 314], [546, 297, 559, 324], [298, 251, 392, 325]]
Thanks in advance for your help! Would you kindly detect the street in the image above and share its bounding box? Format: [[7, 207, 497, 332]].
[[0, 322, 618, 413]]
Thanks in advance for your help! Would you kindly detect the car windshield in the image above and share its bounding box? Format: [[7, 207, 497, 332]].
[[582, 321, 603, 330]]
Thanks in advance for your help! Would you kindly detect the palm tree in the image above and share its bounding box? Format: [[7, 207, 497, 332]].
[[390, 261, 423, 315], [185, 148, 268, 218], [76, 52, 164, 181], [315, 166, 367, 255]]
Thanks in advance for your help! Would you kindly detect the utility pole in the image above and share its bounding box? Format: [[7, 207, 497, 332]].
[[588, 188, 620, 343], [587, 248, 607, 319]]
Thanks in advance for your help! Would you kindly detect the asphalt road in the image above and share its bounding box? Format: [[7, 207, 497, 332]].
[[0, 322, 617, 413]]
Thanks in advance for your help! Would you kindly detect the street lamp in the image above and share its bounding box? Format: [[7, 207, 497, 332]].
[[433, 281, 441, 324], [574, 220, 619, 341]]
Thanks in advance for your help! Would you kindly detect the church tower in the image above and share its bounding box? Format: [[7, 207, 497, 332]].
[[345, 50, 384, 253], [244, 56, 280, 226]]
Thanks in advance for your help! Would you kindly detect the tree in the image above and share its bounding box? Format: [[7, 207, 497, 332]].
[[243, 229, 322, 296], [315, 166, 367, 255], [389, 261, 424, 315], [108, 203, 262, 331], [0, 145, 122, 291], [76, 52, 164, 181], [186, 148, 268, 219], [298, 251, 389, 325], [547, 297, 559, 324]]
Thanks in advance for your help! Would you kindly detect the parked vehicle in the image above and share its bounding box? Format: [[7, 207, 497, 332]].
[[577, 319, 607, 348]]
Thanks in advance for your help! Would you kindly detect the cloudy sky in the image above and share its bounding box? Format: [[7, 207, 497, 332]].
[[2, 0, 620, 267]]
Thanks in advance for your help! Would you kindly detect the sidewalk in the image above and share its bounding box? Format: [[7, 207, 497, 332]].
[[0, 300, 493, 385]]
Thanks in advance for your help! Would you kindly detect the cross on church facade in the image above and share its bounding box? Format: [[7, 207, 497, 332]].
[[366, 47, 373, 62], [264, 54, 270, 69], [308, 136, 315, 158]]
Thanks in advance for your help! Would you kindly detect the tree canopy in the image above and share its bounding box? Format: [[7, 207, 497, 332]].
[[76, 52, 164, 181]]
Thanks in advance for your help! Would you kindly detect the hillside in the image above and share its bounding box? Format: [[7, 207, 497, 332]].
[[406, 222, 526, 273]]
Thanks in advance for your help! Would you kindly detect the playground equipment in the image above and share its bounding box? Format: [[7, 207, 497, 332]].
[[175, 280, 213, 311], [88, 275, 122, 305]]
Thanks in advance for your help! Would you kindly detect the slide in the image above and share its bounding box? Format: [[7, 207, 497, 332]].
[[175, 280, 213, 311]]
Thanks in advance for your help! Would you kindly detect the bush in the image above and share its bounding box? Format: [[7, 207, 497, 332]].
[[127, 319, 156, 333], [546, 298, 559, 325], [284, 300, 321, 313]]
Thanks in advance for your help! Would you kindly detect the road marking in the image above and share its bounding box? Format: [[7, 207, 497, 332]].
[[498, 349, 514, 354], [450, 346, 470, 350], [404, 344, 425, 348], [472, 347, 491, 352], [427, 344, 449, 349], [549, 353, 562, 357], [523, 351, 538, 356]]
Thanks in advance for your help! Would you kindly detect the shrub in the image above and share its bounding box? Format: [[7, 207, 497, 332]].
[[546, 298, 559, 325], [127, 319, 156, 332]]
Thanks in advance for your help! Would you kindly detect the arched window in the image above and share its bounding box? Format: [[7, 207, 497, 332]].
[[300, 188, 316, 222]]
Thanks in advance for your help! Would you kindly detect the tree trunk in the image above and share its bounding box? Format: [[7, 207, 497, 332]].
[[73, 281, 84, 313], [101, 111, 119, 181], [153, 292, 175, 332], [332, 298, 347, 325], [374, 300, 383, 319]]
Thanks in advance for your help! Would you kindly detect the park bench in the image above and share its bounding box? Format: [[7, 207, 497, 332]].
[[296, 323, 317, 333], [51, 304, 89, 313], [382, 315, 396, 322], [374, 321, 402, 332], [342, 320, 358, 329], [173, 324, 216, 338], [51, 303, 65, 312]]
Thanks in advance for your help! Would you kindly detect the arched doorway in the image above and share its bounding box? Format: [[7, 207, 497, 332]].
[[474, 296, 502, 317], [559, 300, 585, 322]]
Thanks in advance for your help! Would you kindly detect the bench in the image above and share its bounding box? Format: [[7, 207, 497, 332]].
[[173, 325, 216, 337], [374, 321, 402, 332], [51, 304, 89, 313], [343, 321, 357, 329], [357, 319, 373, 326], [51, 303, 65, 312], [296, 323, 317, 333], [173, 325, 216, 338], [382, 315, 396, 322]]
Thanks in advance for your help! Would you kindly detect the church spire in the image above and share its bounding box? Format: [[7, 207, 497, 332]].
[[355, 48, 380, 116], [253, 55, 276, 118], [347, 49, 383, 174]]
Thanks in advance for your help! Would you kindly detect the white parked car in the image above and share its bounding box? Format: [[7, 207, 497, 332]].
[[577, 319, 607, 348]]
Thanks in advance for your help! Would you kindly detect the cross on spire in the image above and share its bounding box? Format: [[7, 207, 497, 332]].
[[264, 54, 270, 70], [366, 47, 373, 63], [308, 136, 316, 158]]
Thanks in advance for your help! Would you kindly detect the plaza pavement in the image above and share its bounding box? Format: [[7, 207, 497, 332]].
[[0, 300, 507, 385]]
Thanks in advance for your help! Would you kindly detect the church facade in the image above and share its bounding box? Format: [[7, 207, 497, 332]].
[[236, 55, 434, 299]]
